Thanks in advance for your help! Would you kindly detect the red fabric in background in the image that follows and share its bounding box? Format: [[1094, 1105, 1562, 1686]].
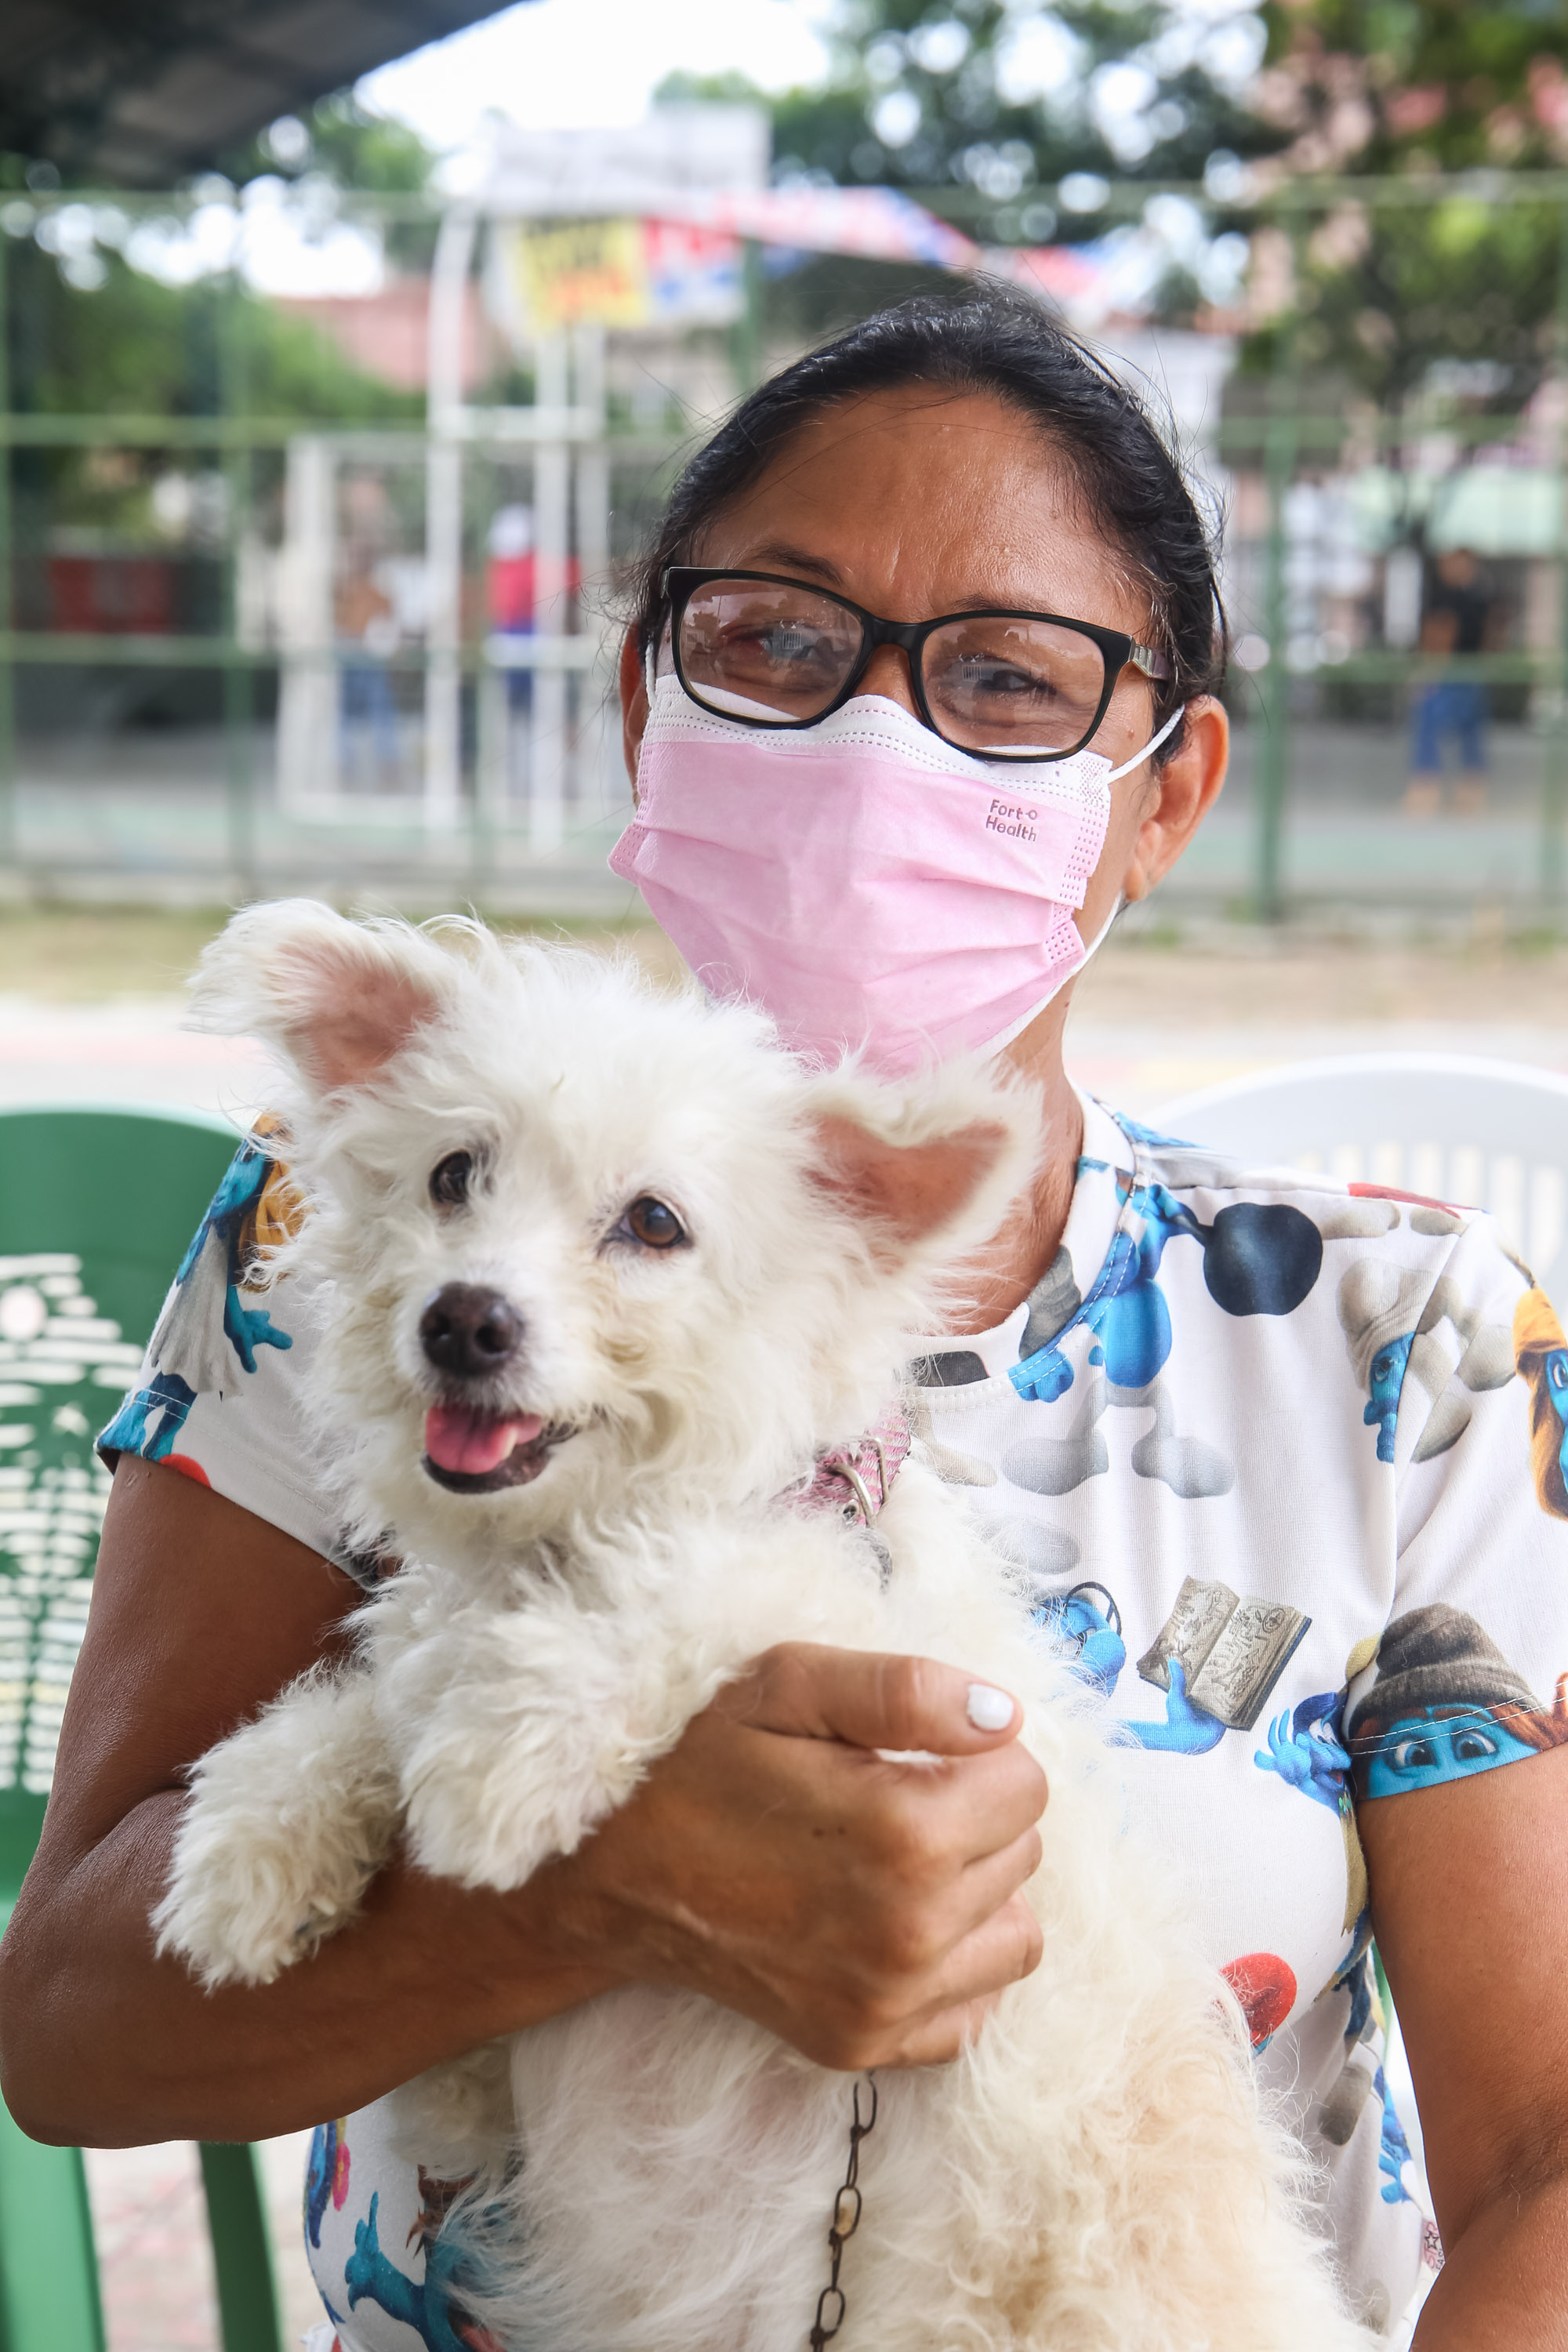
[[48, 554, 176, 633]]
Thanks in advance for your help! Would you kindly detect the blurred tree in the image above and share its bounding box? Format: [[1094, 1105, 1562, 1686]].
[[2, 229, 419, 561], [1244, 0, 1568, 408], [221, 89, 436, 199], [7, 241, 416, 424], [220, 89, 440, 273], [1253, 0, 1568, 180], [660, 0, 1279, 234]]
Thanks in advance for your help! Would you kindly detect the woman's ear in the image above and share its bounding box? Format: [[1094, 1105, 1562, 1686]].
[[619, 627, 648, 797], [1122, 695, 1229, 902]]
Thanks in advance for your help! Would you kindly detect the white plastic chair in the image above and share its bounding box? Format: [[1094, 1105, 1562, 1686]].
[[1154, 1052, 1568, 1311]]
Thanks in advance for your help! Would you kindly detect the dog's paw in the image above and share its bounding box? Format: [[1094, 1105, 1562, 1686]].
[[154, 1867, 314, 1989], [401, 1769, 558, 1892], [153, 1790, 389, 1988]]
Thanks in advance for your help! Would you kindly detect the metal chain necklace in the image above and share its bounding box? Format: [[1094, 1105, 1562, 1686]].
[[808, 2072, 878, 2350]]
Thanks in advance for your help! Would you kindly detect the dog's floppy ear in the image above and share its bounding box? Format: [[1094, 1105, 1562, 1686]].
[[191, 899, 459, 1094], [803, 1065, 1034, 1267]]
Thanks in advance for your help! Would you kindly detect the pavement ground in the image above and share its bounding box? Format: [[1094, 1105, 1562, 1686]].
[[6, 904, 1568, 1122]]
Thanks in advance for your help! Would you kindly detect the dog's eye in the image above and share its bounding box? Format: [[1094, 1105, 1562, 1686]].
[[430, 1152, 475, 1208], [622, 1196, 687, 1250]]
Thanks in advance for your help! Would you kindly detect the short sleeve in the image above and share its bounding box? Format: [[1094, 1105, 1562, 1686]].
[[97, 1134, 363, 1578], [1347, 1212, 1568, 1800]]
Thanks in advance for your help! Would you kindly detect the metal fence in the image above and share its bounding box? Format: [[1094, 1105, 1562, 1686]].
[[5, 172, 1568, 921]]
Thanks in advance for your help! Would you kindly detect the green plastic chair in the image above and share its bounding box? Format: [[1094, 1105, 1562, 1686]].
[[0, 1104, 286, 2352]]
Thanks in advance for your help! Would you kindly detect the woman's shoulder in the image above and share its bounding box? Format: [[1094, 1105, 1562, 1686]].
[[97, 1129, 372, 1581], [1108, 1103, 1529, 1333]]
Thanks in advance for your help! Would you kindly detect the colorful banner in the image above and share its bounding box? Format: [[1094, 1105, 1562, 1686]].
[[496, 217, 742, 336], [642, 187, 982, 271]]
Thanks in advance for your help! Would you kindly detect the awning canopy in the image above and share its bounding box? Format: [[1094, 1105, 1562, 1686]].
[[2, 1, 526, 187]]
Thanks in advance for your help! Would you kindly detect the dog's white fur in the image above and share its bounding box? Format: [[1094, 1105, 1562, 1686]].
[[158, 903, 1372, 2352]]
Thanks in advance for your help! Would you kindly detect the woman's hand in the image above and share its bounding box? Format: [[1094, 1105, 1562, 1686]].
[[538, 1642, 1048, 2072], [0, 1461, 1046, 2146]]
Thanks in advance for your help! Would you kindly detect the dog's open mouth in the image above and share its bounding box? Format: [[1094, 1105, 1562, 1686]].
[[422, 1405, 572, 1494]]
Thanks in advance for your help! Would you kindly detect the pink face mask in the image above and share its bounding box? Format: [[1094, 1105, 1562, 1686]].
[[609, 679, 1182, 1075]]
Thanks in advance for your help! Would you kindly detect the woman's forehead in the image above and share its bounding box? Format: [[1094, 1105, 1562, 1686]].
[[691, 385, 1150, 637]]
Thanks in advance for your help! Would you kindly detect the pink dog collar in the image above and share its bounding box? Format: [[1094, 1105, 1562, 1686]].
[[801, 1406, 911, 1526]]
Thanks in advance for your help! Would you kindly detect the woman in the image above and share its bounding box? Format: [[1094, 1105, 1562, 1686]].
[[4, 290, 1566, 2350]]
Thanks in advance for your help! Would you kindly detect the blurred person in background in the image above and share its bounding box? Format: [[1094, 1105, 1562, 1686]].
[[336, 560, 401, 786], [488, 502, 538, 714], [336, 474, 402, 789], [5, 290, 1568, 2352], [487, 502, 582, 715], [1403, 547, 1495, 819]]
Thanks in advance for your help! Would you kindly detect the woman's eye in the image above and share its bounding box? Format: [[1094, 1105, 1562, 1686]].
[[956, 659, 1057, 703], [430, 1152, 475, 1207], [622, 1196, 687, 1250]]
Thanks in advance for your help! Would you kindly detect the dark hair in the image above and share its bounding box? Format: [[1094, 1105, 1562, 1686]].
[[628, 282, 1227, 763]]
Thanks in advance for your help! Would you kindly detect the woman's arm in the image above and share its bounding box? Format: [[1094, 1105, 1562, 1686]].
[[0, 1458, 1047, 2147], [1363, 1748, 1568, 2348]]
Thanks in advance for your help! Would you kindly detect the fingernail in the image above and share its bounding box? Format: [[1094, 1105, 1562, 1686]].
[[967, 1682, 1014, 1732]]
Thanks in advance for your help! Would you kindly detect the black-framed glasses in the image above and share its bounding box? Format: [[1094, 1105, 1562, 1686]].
[[662, 566, 1173, 764]]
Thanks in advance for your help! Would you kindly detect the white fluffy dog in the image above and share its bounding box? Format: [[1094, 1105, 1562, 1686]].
[[157, 902, 1369, 2352]]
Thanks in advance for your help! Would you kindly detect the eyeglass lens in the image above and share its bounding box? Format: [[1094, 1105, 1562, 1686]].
[[676, 577, 1109, 755]]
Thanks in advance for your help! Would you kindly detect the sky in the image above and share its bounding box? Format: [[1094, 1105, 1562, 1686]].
[[89, 0, 835, 297], [358, 0, 834, 152], [93, 0, 1255, 306]]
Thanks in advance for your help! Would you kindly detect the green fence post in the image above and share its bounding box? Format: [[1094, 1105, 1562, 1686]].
[[198, 2142, 285, 2352], [0, 2107, 106, 2352], [730, 239, 764, 400], [220, 262, 257, 897], [1254, 203, 1302, 925], [0, 1868, 106, 2352]]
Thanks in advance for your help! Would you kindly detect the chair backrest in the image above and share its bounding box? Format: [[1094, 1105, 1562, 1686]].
[[0, 1105, 287, 2352], [0, 1103, 241, 1889], [1153, 1052, 1568, 1309]]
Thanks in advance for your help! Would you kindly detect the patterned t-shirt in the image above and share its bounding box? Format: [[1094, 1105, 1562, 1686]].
[[101, 1093, 1568, 2351]]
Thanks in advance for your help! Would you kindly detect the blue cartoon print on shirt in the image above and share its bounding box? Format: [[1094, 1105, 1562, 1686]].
[[100, 1137, 296, 1468], [1375, 2063, 1415, 2205], [1003, 1160, 1323, 1502], [173, 1141, 294, 1375], [1040, 1583, 1227, 1754], [99, 1367, 198, 1462], [1364, 1334, 1414, 1464], [1515, 1286, 1568, 1519], [1311, 1936, 1414, 2207], [1362, 1707, 1539, 1796], [1255, 1682, 1370, 1937], [1012, 1172, 1324, 1406], [344, 2180, 503, 2352], [1348, 1606, 1568, 1800], [305, 2118, 350, 2251], [1339, 1250, 1515, 1471], [1255, 1690, 1353, 1812]]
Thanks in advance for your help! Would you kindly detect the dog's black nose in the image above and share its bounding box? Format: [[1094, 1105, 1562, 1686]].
[[419, 1284, 524, 1379]]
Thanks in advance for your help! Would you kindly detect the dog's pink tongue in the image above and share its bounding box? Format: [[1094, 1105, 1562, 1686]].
[[424, 1406, 543, 1475]]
